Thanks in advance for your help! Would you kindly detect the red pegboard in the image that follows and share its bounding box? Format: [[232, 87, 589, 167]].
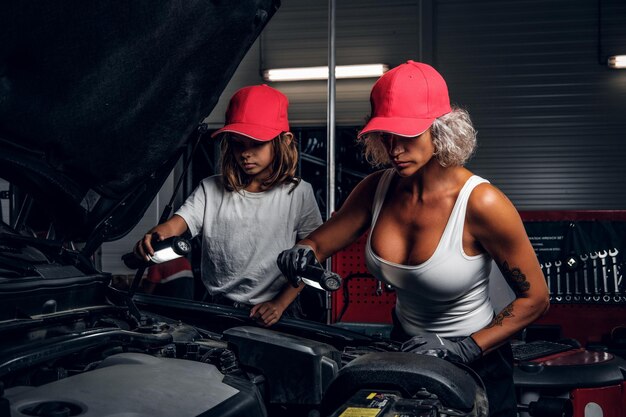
[[533, 303, 626, 345], [330, 233, 396, 323]]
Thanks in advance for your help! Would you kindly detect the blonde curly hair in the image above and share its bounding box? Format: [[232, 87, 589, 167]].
[[358, 107, 477, 168]]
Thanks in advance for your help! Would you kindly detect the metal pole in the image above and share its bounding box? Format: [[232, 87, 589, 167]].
[[327, 0, 336, 220], [326, 0, 336, 324]]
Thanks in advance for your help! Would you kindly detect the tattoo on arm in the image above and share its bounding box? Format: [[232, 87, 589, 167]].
[[499, 260, 531, 296], [486, 303, 515, 328]]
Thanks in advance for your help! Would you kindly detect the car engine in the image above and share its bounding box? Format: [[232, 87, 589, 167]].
[[0, 300, 486, 417]]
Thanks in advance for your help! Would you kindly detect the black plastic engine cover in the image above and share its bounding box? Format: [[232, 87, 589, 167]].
[[223, 326, 341, 405], [321, 352, 481, 415]]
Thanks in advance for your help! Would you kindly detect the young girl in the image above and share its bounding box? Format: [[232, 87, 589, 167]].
[[135, 84, 322, 327]]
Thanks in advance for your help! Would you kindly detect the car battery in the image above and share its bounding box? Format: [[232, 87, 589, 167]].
[[327, 389, 455, 417], [515, 348, 626, 417]]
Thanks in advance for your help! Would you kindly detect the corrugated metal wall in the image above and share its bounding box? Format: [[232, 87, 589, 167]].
[[435, 0, 626, 209], [206, 0, 626, 210], [206, 0, 426, 126], [261, 0, 424, 125]]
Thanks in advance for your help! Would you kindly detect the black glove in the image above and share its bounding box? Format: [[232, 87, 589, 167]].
[[277, 245, 318, 287], [401, 333, 482, 364]]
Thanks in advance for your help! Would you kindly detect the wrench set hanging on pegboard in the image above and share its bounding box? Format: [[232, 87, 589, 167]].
[[540, 248, 623, 304], [524, 219, 626, 305], [329, 215, 626, 324]]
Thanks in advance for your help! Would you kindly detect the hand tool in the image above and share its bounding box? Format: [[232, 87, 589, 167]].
[[544, 262, 552, 299], [580, 254, 591, 302], [599, 250, 611, 302], [565, 255, 579, 301], [564, 257, 575, 302], [609, 248, 621, 302], [590, 252, 600, 302], [554, 260, 562, 302]]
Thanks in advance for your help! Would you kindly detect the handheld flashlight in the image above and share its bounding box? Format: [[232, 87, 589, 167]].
[[300, 265, 342, 292], [148, 236, 191, 263], [122, 236, 191, 269]]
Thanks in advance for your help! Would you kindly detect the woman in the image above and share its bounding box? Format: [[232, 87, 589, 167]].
[[278, 61, 549, 416]]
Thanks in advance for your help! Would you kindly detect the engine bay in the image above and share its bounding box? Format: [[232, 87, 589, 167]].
[[0, 297, 485, 417]]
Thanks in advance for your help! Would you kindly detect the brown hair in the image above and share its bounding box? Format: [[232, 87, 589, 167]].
[[219, 132, 300, 192]]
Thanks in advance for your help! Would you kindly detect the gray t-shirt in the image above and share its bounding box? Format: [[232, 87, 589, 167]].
[[175, 175, 322, 305]]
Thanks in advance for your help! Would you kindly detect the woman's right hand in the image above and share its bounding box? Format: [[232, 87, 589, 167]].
[[277, 244, 317, 287]]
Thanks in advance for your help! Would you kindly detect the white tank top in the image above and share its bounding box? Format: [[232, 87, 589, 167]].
[[365, 169, 495, 337]]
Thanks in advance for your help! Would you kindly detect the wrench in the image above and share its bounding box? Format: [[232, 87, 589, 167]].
[[564, 257, 574, 302], [544, 262, 552, 299], [566, 256, 580, 295], [580, 253, 590, 302], [590, 252, 601, 301], [554, 260, 562, 301], [570, 258, 582, 302], [599, 250, 609, 300], [609, 248, 620, 302]]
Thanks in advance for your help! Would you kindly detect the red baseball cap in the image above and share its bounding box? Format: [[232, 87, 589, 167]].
[[211, 84, 290, 141], [358, 60, 451, 138]]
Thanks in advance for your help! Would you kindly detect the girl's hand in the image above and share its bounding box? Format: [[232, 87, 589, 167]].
[[133, 215, 189, 261], [134, 231, 162, 261], [250, 301, 286, 327]]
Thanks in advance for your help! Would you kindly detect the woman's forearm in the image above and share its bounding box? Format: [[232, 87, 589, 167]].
[[472, 296, 550, 354]]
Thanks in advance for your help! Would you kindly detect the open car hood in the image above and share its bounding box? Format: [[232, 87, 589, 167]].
[[0, 0, 279, 251]]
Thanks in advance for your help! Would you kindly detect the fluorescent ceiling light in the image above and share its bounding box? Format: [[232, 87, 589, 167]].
[[608, 55, 626, 69], [263, 64, 389, 82]]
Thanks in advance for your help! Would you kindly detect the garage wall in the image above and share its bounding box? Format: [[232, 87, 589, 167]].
[[435, 0, 626, 209], [204, 0, 626, 211], [205, 0, 428, 127]]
